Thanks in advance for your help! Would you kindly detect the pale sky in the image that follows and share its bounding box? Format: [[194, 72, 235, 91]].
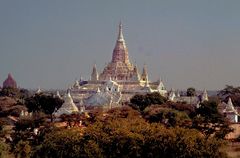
[[0, 0, 240, 90]]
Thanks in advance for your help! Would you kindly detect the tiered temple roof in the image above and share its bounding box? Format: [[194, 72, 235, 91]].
[[99, 23, 136, 81]]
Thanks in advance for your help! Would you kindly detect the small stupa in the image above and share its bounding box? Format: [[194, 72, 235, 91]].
[[54, 90, 79, 116]]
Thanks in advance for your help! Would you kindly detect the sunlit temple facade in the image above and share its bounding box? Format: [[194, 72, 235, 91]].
[[70, 23, 167, 108]]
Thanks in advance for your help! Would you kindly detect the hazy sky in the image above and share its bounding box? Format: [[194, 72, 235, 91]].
[[0, 0, 240, 90]]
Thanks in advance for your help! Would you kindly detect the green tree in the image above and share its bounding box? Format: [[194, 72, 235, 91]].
[[187, 87, 196, 97], [25, 94, 63, 121], [34, 107, 228, 158], [143, 106, 191, 127], [192, 101, 233, 138], [130, 92, 166, 111]]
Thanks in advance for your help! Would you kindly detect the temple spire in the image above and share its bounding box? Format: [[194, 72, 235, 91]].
[[201, 89, 208, 102], [112, 22, 130, 64], [141, 64, 148, 81], [91, 64, 98, 81], [117, 21, 124, 42]]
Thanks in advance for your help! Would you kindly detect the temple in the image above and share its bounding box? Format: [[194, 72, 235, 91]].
[[3, 73, 17, 89], [54, 90, 79, 116], [99, 22, 135, 81], [70, 23, 167, 108]]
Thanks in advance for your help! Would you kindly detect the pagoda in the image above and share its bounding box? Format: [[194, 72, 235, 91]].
[[3, 73, 17, 89], [54, 90, 79, 116], [99, 22, 137, 81], [70, 23, 168, 107]]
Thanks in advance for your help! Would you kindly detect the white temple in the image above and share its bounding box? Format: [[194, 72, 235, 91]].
[[69, 23, 168, 108], [167, 89, 209, 106], [84, 78, 122, 108], [54, 90, 79, 116], [220, 97, 239, 123]]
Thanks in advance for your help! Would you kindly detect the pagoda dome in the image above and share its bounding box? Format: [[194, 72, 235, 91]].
[[3, 73, 17, 88]]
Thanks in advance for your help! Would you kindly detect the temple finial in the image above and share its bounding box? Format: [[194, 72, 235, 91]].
[[91, 63, 98, 81], [118, 21, 124, 42]]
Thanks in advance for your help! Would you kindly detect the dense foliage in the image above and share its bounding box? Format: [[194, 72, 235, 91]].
[[33, 107, 228, 158], [0, 87, 29, 100], [0, 90, 235, 157], [25, 94, 63, 121], [130, 92, 166, 111], [192, 101, 233, 138]]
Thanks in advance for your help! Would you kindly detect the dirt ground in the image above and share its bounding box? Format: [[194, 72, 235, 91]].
[[226, 142, 240, 158]]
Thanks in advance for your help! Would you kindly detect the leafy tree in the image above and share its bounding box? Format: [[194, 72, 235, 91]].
[[130, 92, 166, 111], [187, 87, 196, 97], [33, 128, 97, 158], [218, 85, 240, 98], [143, 106, 191, 127], [218, 85, 240, 106], [163, 102, 195, 118], [192, 101, 233, 138], [25, 94, 63, 121]]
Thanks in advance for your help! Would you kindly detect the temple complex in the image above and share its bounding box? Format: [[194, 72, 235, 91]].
[[70, 23, 167, 108]]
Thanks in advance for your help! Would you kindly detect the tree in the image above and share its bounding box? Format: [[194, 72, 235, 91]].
[[130, 92, 166, 111], [218, 85, 240, 106], [0, 140, 10, 158], [31, 107, 228, 158], [143, 106, 191, 127], [13, 140, 31, 158], [192, 101, 233, 138], [25, 94, 64, 121], [218, 85, 240, 98], [33, 128, 95, 158], [186, 87, 196, 97], [33, 107, 228, 158], [0, 87, 21, 98]]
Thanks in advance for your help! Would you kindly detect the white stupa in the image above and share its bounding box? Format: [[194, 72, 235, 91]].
[[84, 79, 122, 107], [168, 89, 176, 101], [54, 90, 79, 116], [201, 89, 208, 102], [55, 91, 62, 98], [156, 78, 167, 96], [222, 97, 239, 123], [36, 86, 42, 94]]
